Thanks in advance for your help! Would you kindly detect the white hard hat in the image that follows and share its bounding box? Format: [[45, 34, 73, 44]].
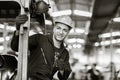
[[54, 15, 74, 28]]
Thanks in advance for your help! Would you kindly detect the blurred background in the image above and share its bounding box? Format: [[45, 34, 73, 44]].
[[0, 0, 120, 80]]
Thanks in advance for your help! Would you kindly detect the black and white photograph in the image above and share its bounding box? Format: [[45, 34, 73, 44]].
[[0, 0, 120, 80]]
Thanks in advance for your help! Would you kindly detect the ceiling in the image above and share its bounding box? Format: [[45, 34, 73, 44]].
[[85, 0, 120, 52], [0, 0, 120, 54], [54, 0, 120, 53]]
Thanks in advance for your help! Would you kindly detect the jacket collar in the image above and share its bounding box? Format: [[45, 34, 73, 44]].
[[46, 34, 66, 53]]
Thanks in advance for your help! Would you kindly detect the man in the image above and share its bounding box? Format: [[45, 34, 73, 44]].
[[10, 14, 74, 80], [87, 63, 102, 80]]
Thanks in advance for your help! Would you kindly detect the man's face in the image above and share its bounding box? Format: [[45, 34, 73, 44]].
[[53, 23, 70, 42]]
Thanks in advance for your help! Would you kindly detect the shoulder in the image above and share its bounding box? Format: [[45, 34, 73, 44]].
[[64, 49, 69, 54], [63, 44, 69, 54], [87, 69, 92, 72], [96, 69, 100, 72], [29, 33, 47, 39], [29, 34, 50, 44]]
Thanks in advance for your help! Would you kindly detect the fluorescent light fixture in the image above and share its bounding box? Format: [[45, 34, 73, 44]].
[[73, 10, 92, 18], [73, 44, 82, 48], [76, 44, 82, 48], [76, 38, 85, 43], [8, 26, 16, 31], [73, 44, 77, 48], [0, 36, 10, 43], [94, 42, 99, 46], [99, 31, 120, 38], [67, 38, 85, 44], [100, 40, 110, 46], [70, 28, 85, 35], [67, 38, 76, 43], [113, 17, 120, 22], [0, 24, 15, 31], [51, 10, 72, 17], [0, 46, 4, 50], [94, 38, 120, 46], [75, 28, 85, 33], [51, 10, 92, 18]]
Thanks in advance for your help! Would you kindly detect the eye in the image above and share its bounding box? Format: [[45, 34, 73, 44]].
[[63, 29, 69, 33], [56, 26, 61, 30]]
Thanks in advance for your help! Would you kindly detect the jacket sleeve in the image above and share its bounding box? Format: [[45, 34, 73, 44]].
[[57, 51, 72, 80], [10, 31, 19, 52], [11, 31, 38, 52], [28, 34, 39, 51], [57, 69, 71, 80], [64, 51, 71, 71]]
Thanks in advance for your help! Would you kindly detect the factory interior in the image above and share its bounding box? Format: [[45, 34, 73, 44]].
[[0, 0, 120, 80]]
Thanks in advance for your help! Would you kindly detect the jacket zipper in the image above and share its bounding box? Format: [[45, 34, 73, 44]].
[[41, 48, 48, 64]]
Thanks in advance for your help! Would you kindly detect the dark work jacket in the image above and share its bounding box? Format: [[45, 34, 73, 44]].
[[51, 43, 72, 80], [87, 69, 101, 80], [11, 32, 54, 79], [11, 32, 71, 80]]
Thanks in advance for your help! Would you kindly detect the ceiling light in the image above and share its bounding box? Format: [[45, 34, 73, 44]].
[[0, 24, 15, 31], [76, 44, 82, 48], [76, 38, 85, 44], [66, 38, 85, 44], [67, 38, 76, 43], [0, 36, 10, 43], [73, 10, 92, 18], [113, 17, 120, 22], [0, 46, 4, 51], [51, 10, 72, 17], [94, 38, 120, 46], [94, 42, 99, 46], [100, 41, 110, 46], [99, 31, 120, 38], [75, 28, 85, 33], [72, 44, 82, 48], [69, 28, 85, 35], [50, 10, 92, 18], [73, 44, 77, 48]]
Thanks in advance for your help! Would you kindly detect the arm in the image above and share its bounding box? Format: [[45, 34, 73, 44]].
[[11, 30, 20, 52], [11, 30, 39, 52], [11, 15, 28, 52], [57, 51, 72, 80], [28, 34, 39, 51]]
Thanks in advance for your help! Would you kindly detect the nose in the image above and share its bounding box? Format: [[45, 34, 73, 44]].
[[59, 30, 63, 34]]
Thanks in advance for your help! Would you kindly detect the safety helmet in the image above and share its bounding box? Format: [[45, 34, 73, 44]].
[[54, 15, 74, 28]]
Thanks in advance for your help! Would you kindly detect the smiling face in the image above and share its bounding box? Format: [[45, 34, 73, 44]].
[[53, 23, 71, 42]]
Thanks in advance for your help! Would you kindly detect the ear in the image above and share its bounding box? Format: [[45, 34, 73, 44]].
[[53, 26, 55, 32]]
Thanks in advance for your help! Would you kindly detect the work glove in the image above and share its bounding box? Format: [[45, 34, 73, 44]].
[[57, 70, 71, 80], [35, 1, 49, 15], [15, 14, 28, 30], [57, 59, 65, 70]]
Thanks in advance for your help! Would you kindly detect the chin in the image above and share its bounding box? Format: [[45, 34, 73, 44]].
[[56, 38, 64, 42], [55, 36, 64, 42]]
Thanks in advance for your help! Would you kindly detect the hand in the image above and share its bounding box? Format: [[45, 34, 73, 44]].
[[35, 1, 49, 15], [57, 59, 65, 70], [0, 55, 4, 68], [15, 14, 28, 30]]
